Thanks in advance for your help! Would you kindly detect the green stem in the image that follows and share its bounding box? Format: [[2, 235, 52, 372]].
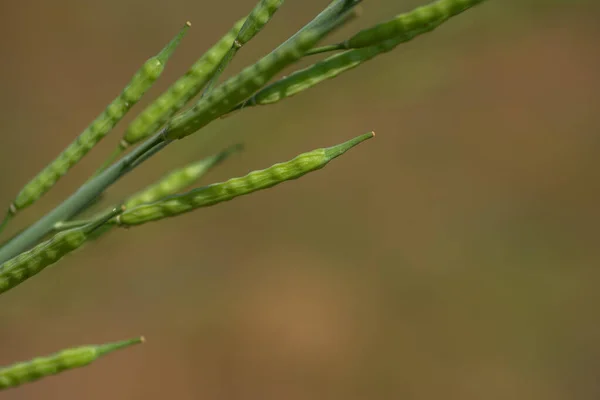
[[0, 132, 167, 264], [90, 146, 124, 179]]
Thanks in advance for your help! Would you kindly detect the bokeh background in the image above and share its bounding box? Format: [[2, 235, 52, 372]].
[[1, 0, 599, 398]]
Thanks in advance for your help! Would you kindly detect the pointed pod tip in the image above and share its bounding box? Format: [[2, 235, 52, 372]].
[[323, 131, 375, 161], [157, 22, 192, 63], [96, 336, 145, 358]]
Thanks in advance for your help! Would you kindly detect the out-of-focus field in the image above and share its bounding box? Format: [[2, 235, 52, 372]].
[[0, 0, 599, 399]]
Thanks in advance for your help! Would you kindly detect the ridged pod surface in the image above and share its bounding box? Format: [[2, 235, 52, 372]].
[[9, 24, 190, 214], [243, 38, 399, 106], [0, 337, 143, 390], [121, 18, 246, 148], [116, 133, 373, 226], [201, 0, 285, 96], [345, 0, 486, 49], [125, 144, 242, 209], [237, 0, 285, 45], [0, 208, 121, 295]]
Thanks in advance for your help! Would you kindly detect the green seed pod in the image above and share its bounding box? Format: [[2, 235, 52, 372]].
[[235, 0, 486, 109], [238, 37, 401, 108], [165, 0, 358, 140], [0, 337, 143, 390], [119, 18, 246, 150], [345, 0, 486, 49], [0, 207, 122, 295], [8, 24, 190, 216], [202, 0, 285, 96], [237, 0, 284, 45], [116, 133, 373, 227], [125, 144, 243, 209]]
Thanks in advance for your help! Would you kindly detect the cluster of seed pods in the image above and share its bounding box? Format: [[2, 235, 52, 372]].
[[0, 208, 122, 295], [117, 18, 246, 154], [0, 0, 490, 391], [165, 0, 362, 140], [0, 337, 143, 390], [115, 133, 373, 227], [6, 24, 190, 219]]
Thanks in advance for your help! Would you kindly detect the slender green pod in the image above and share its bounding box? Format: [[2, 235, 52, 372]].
[[310, 0, 486, 54], [6, 24, 190, 218], [51, 145, 242, 234], [237, 0, 285, 45], [116, 132, 373, 227], [0, 337, 144, 390], [233, 0, 486, 109], [114, 18, 246, 155], [202, 0, 285, 96], [234, 37, 402, 108], [125, 144, 243, 209], [346, 0, 485, 48], [165, 0, 361, 140], [0, 207, 122, 295]]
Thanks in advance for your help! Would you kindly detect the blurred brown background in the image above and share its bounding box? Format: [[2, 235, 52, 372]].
[[1, 0, 599, 398]]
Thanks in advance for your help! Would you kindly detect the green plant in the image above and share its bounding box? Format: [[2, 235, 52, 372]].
[[0, 0, 487, 392]]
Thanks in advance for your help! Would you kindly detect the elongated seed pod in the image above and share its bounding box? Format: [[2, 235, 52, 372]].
[[202, 0, 285, 96], [0, 207, 122, 295], [116, 133, 373, 226], [235, 0, 486, 109], [345, 0, 486, 49], [51, 145, 242, 234], [165, 0, 360, 140], [0, 337, 143, 390], [7, 24, 190, 218], [118, 18, 246, 152], [238, 0, 285, 45], [238, 37, 401, 108], [125, 144, 243, 209]]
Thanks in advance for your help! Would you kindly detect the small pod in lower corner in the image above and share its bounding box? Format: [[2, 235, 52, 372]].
[[0, 337, 144, 390], [116, 132, 374, 227], [0, 208, 122, 295]]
